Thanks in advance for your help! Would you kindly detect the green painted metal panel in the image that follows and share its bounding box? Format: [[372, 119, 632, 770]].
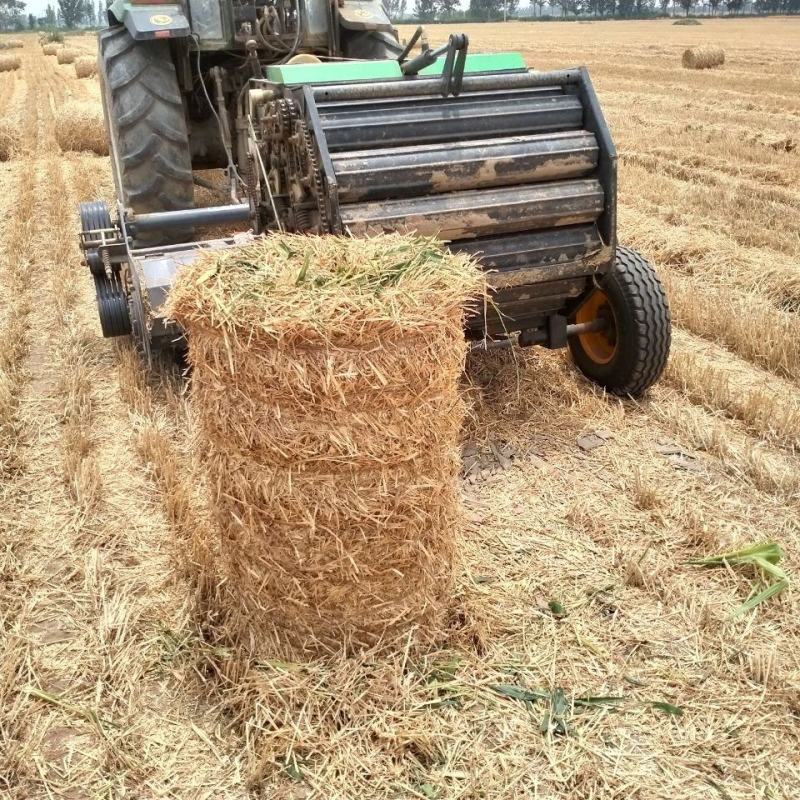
[[266, 59, 402, 85], [419, 52, 526, 75]]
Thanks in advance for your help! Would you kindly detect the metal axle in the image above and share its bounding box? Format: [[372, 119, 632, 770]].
[[127, 203, 252, 235]]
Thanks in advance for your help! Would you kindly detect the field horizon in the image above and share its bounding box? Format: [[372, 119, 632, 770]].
[[1, 18, 799, 799]]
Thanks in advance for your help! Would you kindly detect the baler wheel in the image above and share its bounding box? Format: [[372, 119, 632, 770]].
[[569, 246, 670, 397]]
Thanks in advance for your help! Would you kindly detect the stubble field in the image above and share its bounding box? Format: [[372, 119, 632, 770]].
[[1, 17, 799, 799]]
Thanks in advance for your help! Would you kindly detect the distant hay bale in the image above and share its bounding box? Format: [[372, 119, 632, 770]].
[[673, 17, 701, 24], [56, 48, 77, 64], [6, 39, 24, 49], [168, 234, 484, 657], [0, 55, 20, 72], [42, 43, 60, 55], [0, 119, 18, 161], [54, 101, 108, 155], [682, 46, 725, 69], [74, 57, 96, 79]]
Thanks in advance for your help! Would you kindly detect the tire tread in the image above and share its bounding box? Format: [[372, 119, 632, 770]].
[[99, 26, 193, 245]]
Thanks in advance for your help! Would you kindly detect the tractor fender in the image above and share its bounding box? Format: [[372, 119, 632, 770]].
[[107, 1, 190, 41], [337, 0, 394, 33]]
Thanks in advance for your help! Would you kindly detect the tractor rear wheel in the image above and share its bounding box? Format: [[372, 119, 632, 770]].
[[569, 246, 671, 397], [98, 27, 194, 247]]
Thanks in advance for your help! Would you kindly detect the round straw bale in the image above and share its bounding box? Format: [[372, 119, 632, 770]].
[[74, 56, 96, 79], [169, 234, 484, 657], [54, 101, 108, 155], [56, 48, 77, 64], [6, 39, 24, 49], [682, 46, 725, 70], [42, 43, 60, 55], [0, 119, 18, 161], [0, 55, 20, 72]]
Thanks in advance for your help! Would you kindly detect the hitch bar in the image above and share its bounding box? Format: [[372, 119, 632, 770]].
[[127, 203, 252, 235], [401, 33, 469, 97]]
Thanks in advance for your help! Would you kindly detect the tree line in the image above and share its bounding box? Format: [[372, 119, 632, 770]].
[[388, 0, 799, 20], [0, 0, 107, 30]]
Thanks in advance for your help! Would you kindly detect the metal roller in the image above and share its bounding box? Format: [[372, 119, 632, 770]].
[[319, 92, 584, 150], [311, 68, 585, 102], [315, 86, 565, 117], [332, 131, 599, 202], [450, 224, 603, 274], [339, 179, 605, 240]]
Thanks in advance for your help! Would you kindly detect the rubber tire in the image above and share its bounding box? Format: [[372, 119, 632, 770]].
[[98, 26, 194, 247], [341, 29, 404, 60], [569, 246, 671, 397]]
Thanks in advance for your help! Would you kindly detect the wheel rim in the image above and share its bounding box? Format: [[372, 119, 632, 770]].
[[575, 288, 618, 365]]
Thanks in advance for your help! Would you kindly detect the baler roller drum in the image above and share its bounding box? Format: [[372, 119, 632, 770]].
[[339, 179, 605, 241], [450, 224, 603, 276], [331, 131, 599, 202], [311, 68, 585, 102], [315, 85, 565, 115], [318, 92, 584, 151]]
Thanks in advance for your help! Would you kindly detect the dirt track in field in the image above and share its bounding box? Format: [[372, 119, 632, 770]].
[[1, 19, 800, 799]]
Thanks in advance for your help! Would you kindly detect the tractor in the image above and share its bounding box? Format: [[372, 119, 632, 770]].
[[79, 0, 671, 395]]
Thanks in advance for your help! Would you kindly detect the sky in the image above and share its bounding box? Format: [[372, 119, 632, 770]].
[[27, 0, 59, 18]]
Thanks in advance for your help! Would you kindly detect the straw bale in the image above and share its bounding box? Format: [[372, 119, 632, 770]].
[[0, 119, 17, 161], [5, 39, 24, 48], [54, 101, 108, 155], [169, 234, 484, 657], [0, 55, 20, 72], [56, 47, 77, 64], [682, 45, 725, 69], [74, 56, 96, 79], [42, 43, 60, 55]]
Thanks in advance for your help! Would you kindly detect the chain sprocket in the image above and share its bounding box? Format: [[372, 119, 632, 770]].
[[297, 118, 330, 233], [259, 97, 329, 233]]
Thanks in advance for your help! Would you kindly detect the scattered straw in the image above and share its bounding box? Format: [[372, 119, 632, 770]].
[[0, 55, 20, 72], [53, 101, 108, 156], [56, 48, 77, 65], [0, 119, 17, 161], [682, 46, 725, 69], [169, 234, 484, 657], [73, 56, 96, 79]]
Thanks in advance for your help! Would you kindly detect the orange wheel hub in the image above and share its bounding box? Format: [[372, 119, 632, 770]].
[[575, 289, 618, 365]]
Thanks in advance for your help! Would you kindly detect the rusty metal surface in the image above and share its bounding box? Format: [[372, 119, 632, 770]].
[[466, 275, 590, 336], [320, 93, 583, 150], [332, 131, 598, 202], [449, 224, 601, 274], [340, 179, 604, 240], [311, 68, 585, 102]]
